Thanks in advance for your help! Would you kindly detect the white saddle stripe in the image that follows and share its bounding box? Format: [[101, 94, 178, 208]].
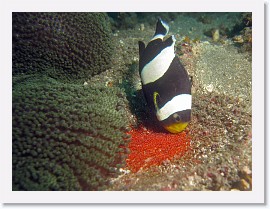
[[141, 38, 175, 85], [156, 94, 192, 121]]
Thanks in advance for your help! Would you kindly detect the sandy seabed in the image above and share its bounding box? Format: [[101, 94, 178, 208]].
[[93, 13, 252, 191]]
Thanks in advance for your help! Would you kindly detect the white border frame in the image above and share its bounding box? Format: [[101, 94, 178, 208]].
[[0, 0, 265, 204]]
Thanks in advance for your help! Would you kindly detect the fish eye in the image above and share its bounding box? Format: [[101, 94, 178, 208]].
[[173, 113, 181, 122]]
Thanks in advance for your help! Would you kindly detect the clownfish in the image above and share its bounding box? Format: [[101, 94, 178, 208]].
[[138, 18, 192, 134]]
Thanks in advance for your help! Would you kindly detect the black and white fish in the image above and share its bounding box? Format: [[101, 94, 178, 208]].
[[138, 18, 192, 133]]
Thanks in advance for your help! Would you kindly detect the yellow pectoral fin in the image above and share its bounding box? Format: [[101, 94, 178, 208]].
[[153, 92, 160, 112], [164, 122, 189, 134]]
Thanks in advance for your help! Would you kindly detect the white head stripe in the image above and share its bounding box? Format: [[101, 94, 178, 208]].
[[141, 43, 175, 85], [156, 94, 192, 121]]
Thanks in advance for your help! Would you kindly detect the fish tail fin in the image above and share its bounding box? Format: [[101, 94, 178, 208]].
[[152, 18, 169, 40]]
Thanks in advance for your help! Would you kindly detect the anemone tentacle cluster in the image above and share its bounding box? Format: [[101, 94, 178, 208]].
[[12, 76, 130, 190], [12, 12, 113, 83]]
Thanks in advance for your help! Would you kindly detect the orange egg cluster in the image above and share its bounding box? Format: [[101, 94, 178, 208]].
[[126, 126, 191, 172]]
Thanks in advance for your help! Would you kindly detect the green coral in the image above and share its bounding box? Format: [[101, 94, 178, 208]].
[[12, 12, 113, 83], [12, 76, 130, 191]]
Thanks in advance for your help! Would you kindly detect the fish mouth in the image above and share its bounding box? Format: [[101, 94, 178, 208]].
[[164, 122, 189, 134]]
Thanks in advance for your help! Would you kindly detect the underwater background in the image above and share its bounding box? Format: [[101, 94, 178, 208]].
[[12, 12, 252, 191]]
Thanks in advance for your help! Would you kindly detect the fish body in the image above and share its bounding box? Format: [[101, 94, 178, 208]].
[[138, 18, 192, 133]]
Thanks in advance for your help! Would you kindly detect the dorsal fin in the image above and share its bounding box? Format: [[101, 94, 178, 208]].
[[138, 41, 145, 58], [163, 35, 176, 48]]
